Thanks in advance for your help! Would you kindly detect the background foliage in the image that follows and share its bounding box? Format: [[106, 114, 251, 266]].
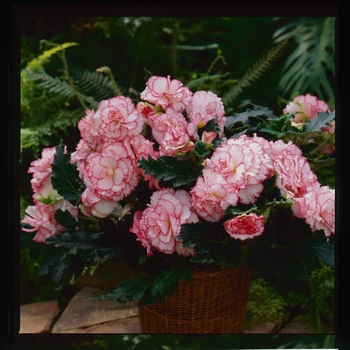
[[19, 16, 336, 336]]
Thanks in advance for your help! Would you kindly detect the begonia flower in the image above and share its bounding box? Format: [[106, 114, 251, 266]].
[[140, 75, 192, 113], [92, 96, 143, 142], [28, 146, 58, 193], [191, 169, 238, 222], [274, 154, 319, 198], [130, 189, 198, 255], [186, 90, 225, 139], [22, 202, 65, 243], [292, 184, 335, 238], [80, 185, 118, 218], [283, 94, 330, 123], [151, 112, 194, 156], [206, 135, 274, 204], [224, 213, 265, 240], [84, 142, 139, 202]]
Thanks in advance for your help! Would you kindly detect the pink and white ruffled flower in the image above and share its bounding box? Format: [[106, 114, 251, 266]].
[[283, 94, 330, 123], [206, 135, 274, 204], [130, 189, 198, 256], [151, 112, 194, 156], [292, 184, 335, 238], [270, 140, 302, 158], [33, 177, 62, 205], [274, 154, 319, 199], [140, 75, 193, 113], [186, 90, 226, 140], [224, 213, 265, 240], [22, 201, 70, 243], [80, 185, 118, 218], [92, 96, 144, 142], [28, 146, 59, 193], [77, 109, 101, 145], [84, 142, 140, 202], [191, 169, 239, 222]]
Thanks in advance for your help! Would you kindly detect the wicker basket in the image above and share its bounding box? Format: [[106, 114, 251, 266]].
[[138, 265, 252, 333]]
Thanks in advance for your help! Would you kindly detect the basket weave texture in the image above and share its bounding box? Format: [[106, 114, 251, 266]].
[[138, 265, 252, 334]]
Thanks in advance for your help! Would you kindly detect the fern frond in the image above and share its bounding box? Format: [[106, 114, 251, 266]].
[[72, 68, 118, 101], [96, 66, 124, 96], [26, 42, 79, 71], [39, 76, 75, 98], [222, 38, 290, 106], [273, 17, 335, 100]]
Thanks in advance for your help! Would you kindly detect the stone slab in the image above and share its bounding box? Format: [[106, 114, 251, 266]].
[[20, 300, 60, 333], [51, 286, 138, 333], [59, 317, 141, 333], [243, 322, 275, 333], [279, 319, 311, 333]]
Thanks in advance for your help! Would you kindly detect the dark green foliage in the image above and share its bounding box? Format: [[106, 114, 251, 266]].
[[273, 17, 335, 101], [246, 208, 334, 298], [19, 16, 336, 331], [303, 111, 335, 132], [51, 141, 82, 203], [245, 277, 289, 329], [88, 261, 194, 306], [179, 221, 244, 268], [138, 155, 204, 187]]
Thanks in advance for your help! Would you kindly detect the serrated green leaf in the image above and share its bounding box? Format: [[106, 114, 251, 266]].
[[151, 264, 193, 297], [193, 141, 213, 158], [51, 141, 81, 202], [300, 230, 334, 268], [89, 276, 154, 303], [45, 229, 121, 263], [225, 104, 276, 129], [225, 204, 258, 216], [260, 114, 291, 138], [273, 253, 309, 280], [54, 209, 80, 230], [138, 155, 203, 187], [139, 282, 179, 306], [303, 111, 335, 133], [247, 215, 334, 283], [179, 222, 244, 268], [144, 68, 152, 80]]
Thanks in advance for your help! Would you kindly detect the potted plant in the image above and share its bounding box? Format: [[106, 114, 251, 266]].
[[21, 74, 335, 333]]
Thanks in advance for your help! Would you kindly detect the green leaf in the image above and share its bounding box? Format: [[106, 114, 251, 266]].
[[45, 229, 121, 263], [303, 111, 335, 133], [138, 155, 203, 187], [247, 215, 334, 282], [89, 275, 154, 303], [193, 141, 213, 158], [179, 222, 244, 268], [260, 114, 292, 138], [54, 209, 80, 230], [151, 264, 193, 296], [225, 204, 258, 216], [51, 141, 81, 202], [300, 230, 334, 268], [144, 68, 152, 80], [225, 104, 276, 129]]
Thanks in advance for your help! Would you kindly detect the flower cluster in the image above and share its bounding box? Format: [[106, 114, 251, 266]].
[[21, 75, 335, 303], [22, 147, 78, 242]]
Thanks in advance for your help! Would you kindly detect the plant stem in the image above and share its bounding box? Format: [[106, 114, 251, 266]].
[[309, 135, 333, 157], [77, 215, 99, 223], [60, 50, 88, 110], [96, 66, 122, 96]]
